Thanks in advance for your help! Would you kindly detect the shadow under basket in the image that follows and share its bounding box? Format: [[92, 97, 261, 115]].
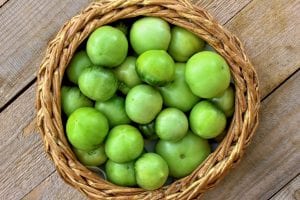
[[36, 0, 260, 199]]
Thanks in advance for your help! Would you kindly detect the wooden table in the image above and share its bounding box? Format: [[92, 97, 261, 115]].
[[0, 0, 299, 199]]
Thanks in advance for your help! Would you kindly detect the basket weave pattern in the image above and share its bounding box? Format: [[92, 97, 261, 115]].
[[36, 0, 260, 199]]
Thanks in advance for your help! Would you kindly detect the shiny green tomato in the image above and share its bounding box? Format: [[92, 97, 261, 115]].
[[95, 96, 131, 127], [125, 85, 163, 124], [113, 56, 142, 94], [105, 160, 136, 187], [73, 145, 107, 166], [189, 101, 226, 139], [66, 51, 92, 84], [155, 108, 188, 141], [66, 107, 109, 151], [61, 86, 93, 116], [155, 131, 211, 178], [135, 153, 169, 190], [87, 26, 128, 67], [130, 17, 171, 55], [78, 66, 118, 101], [159, 63, 200, 112], [211, 85, 235, 117], [136, 50, 175, 86], [105, 125, 144, 163], [186, 51, 231, 98], [168, 26, 205, 62]]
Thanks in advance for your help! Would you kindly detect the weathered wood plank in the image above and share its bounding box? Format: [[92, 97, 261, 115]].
[[224, 0, 300, 98], [203, 71, 300, 200], [0, 0, 90, 109], [0, 85, 56, 199], [271, 175, 300, 200]]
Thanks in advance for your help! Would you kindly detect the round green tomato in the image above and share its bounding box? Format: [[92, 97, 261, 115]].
[[73, 145, 107, 166], [189, 101, 226, 139], [211, 85, 235, 117], [138, 121, 157, 140], [61, 86, 93, 116], [113, 56, 142, 94], [66, 107, 109, 151], [130, 17, 171, 55], [106, 160, 136, 187], [155, 108, 188, 141], [159, 63, 200, 112], [105, 125, 144, 163], [135, 153, 169, 190], [125, 85, 163, 124], [66, 51, 92, 84], [78, 66, 118, 101], [136, 50, 175, 86], [87, 26, 128, 67], [95, 96, 131, 127], [168, 26, 205, 62], [155, 131, 211, 178], [186, 51, 231, 98]]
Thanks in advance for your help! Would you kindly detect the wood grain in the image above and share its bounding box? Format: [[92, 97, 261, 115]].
[[203, 71, 300, 200], [271, 175, 300, 200], [0, 85, 56, 199], [0, 0, 90, 109], [225, 0, 300, 98]]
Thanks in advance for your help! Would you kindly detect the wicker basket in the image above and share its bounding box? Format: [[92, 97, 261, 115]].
[[36, 0, 260, 199]]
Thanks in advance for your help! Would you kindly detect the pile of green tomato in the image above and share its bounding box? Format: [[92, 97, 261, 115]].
[[62, 17, 235, 190]]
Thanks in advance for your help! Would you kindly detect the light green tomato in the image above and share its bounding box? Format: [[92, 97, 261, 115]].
[[106, 160, 136, 187], [66, 51, 92, 84], [189, 101, 226, 139], [159, 63, 200, 112], [113, 56, 142, 94], [73, 145, 107, 166], [136, 50, 175, 86], [155, 108, 188, 141], [130, 17, 171, 55], [66, 107, 109, 151], [87, 26, 128, 67], [61, 86, 93, 116], [168, 26, 205, 62], [186, 51, 231, 98], [78, 66, 118, 101], [155, 131, 211, 178], [125, 85, 163, 124], [135, 153, 169, 190], [105, 125, 144, 163], [211, 85, 235, 117]]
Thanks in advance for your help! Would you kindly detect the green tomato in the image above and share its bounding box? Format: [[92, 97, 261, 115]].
[[130, 17, 171, 55], [78, 66, 118, 101], [155, 131, 211, 178], [125, 85, 163, 124], [159, 63, 200, 112], [105, 125, 144, 163], [186, 51, 231, 98], [61, 86, 93, 116], [211, 85, 235, 117], [73, 145, 107, 166], [155, 108, 188, 141], [189, 101, 226, 139], [66, 51, 92, 84], [138, 121, 157, 140], [136, 50, 175, 86], [87, 26, 128, 67], [168, 26, 205, 62], [95, 96, 131, 127], [66, 107, 109, 151], [135, 153, 169, 190], [105, 160, 136, 187], [113, 56, 142, 94]]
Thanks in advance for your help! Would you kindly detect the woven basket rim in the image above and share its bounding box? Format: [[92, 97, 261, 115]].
[[36, 0, 260, 199]]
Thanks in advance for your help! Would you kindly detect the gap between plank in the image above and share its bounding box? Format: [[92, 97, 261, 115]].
[[0, 0, 10, 8]]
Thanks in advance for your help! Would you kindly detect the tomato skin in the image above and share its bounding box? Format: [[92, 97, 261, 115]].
[[106, 160, 136, 186], [73, 145, 107, 166]]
